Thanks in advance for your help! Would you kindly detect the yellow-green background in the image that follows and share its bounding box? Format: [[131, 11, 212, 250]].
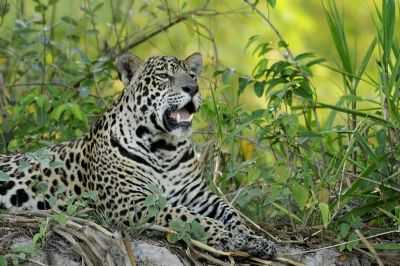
[[1, 0, 378, 113]]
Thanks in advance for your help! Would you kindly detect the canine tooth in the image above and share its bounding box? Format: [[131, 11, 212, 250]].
[[188, 114, 193, 121], [176, 113, 181, 123]]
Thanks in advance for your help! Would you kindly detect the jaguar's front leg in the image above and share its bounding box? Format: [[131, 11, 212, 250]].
[[114, 193, 235, 250], [175, 181, 277, 259], [154, 205, 275, 257], [116, 192, 276, 258], [154, 205, 230, 248]]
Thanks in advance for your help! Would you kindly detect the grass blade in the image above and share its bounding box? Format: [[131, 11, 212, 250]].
[[354, 38, 377, 90], [323, 0, 353, 79]]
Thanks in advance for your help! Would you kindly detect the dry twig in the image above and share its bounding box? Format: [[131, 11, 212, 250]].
[[286, 229, 399, 256], [355, 229, 384, 266], [122, 238, 137, 266]]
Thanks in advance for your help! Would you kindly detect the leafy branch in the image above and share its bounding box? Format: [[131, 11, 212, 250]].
[[73, 7, 235, 88]]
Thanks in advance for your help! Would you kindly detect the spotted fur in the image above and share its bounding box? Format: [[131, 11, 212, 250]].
[[0, 53, 276, 258]]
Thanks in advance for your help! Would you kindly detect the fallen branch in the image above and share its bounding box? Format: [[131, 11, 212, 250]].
[[0, 211, 304, 266], [190, 248, 232, 266]]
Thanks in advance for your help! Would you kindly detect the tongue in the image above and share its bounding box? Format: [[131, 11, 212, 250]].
[[169, 109, 193, 123]]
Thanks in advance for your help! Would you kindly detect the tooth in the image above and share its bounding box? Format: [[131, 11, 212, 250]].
[[176, 113, 181, 123], [188, 114, 193, 121]]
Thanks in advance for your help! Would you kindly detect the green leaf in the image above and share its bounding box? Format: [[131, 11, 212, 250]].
[[266, 0, 276, 8], [278, 40, 288, 48], [33, 182, 49, 194], [53, 212, 68, 225], [252, 43, 271, 56], [252, 58, 268, 78], [339, 223, 350, 238], [381, 0, 395, 67], [33, 95, 47, 109], [169, 219, 191, 244], [190, 220, 207, 243], [48, 196, 57, 208], [143, 195, 157, 207], [27, 148, 52, 167], [245, 35, 261, 50], [0, 170, 10, 182], [170, 219, 188, 232], [254, 81, 266, 97], [291, 182, 309, 210], [67, 203, 78, 216], [293, 81, 313, 100], [305, 58, 326, 67], [238, 76, 252, 95], [55, 184, 67, 196], [354, 38, 376, 89], [49, 160, 64, 168], [79, 86, 90, 97], [82, 191, 97, 201], [147, 206, 158, 218], [50, 104, 66, 121], [346, 232, 359, 251], [18, 160, 31, 172], [61, 16, 78, 26], [158, 196, 167, 210], [319, 202, 331, 228], [294, 52, 315, 61], [80, 6, 91, 15], [213, 69, 225, 77], [68, 103, 85, 121], [323, 0, 353, 76]]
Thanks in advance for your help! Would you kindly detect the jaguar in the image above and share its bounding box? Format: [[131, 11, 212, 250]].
[[0, 53, 276, 258]]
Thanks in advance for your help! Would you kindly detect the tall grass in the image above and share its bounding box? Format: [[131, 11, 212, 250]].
[[208, 0, 400, 255]]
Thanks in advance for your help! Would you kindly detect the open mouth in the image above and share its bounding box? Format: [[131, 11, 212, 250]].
[[163, 101, 197, 131]]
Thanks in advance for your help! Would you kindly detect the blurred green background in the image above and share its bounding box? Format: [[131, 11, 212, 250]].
[[0, 0, 377, 111]]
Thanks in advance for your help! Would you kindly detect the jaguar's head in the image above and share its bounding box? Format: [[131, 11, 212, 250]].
[[116, 53, 202, 138]]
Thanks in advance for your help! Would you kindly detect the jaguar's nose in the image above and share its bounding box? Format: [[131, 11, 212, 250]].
[[182, 85, 199, 96]]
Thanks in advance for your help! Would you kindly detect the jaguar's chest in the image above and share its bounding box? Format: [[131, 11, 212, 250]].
[[93, 137, 201, 189], [138, 148, 201, 184]]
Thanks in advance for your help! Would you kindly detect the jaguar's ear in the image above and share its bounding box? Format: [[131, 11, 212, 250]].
[[115, 54, 143, 86], [184, 52, 203, 76]]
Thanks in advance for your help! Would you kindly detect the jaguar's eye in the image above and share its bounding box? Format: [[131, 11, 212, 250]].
[[158, 73, 170, 79]]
